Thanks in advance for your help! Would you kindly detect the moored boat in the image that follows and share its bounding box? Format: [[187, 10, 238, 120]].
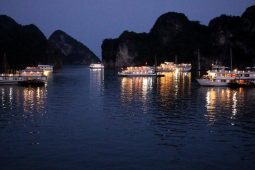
[[0, 66, 47, 85], [196, 76, 230, 86], [38, 64, 53, 75], [118, 66, 162, 77], [157, 62, 191, 72], [197, 65, 255, 87], [89, 63, 104, 69], [176, 63, 192, 72]]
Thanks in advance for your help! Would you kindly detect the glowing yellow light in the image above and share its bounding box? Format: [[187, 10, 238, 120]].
[[43, 71, 49, 76], [175, 68, 179, 74]]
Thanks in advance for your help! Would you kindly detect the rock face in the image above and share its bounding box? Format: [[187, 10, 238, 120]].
[[242, 5, 255, 33], [49, 30, 100, 65], [102, 31, 153, 67], [0, 15, 100, 72], [0, 15, 62, 71], [102, 5, 255, 69], [209, 5, 255, 66]]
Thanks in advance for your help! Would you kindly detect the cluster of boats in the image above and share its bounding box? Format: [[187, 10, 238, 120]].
[[89, 62, 255, 87], [4, 61, 254, 88], [89, 61, 192, 77], [196, 65, 255, 87], [0, 65, 53, 86], [117, 62, 191, 77]]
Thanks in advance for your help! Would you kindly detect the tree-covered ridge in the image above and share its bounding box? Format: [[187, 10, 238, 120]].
[[102, 5, 255, 69]]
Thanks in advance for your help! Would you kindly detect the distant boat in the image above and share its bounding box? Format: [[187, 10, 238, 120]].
[[157, 62, 191, 72], [38, 64, 53, 75], [89, 63, 104, 69], [0, 66, 47, 85], [118, 66, 162, 77], [196, 65, 255, 87], [196, 65, 229, 86]]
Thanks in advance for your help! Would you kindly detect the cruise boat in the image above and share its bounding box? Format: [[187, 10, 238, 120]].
[[0, 67, 47, 85], [19, 66, 47, 78], [18, 66, 47, 86], [157, 62, 192, 72], [0, 73, 24, 84], [118, 66, 159, 77], [177, 63, 192, 72], [38, 64, 53, 75], [89, 63, 104, 69], [196, 65, 255, 86]]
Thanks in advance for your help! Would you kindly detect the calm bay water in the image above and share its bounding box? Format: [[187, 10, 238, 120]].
[[1, 66, 255, 169]]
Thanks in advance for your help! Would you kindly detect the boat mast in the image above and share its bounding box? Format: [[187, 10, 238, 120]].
[[154, 55, 157, 75], [198, 49, 201, 71], [2, 52, 8, 73], [230, 48, 233, 70]]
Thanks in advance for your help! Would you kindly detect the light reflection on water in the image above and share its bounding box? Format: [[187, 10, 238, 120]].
[[1, 67, 255, 169], [203, 87, 247, 126], [119, 72, 192, 112], [117, 72, 193, 148], [120, 77, 154, 104], [89, 69, 104, 95], [157, 72, 191, 101], [0, 85, 47, 124], [22, 87, 46, 113]]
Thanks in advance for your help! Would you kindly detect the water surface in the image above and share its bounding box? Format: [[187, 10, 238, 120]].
[[0, 66, 255, 169]]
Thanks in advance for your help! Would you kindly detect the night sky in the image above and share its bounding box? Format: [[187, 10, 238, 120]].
[[0, 0, 254, 57]]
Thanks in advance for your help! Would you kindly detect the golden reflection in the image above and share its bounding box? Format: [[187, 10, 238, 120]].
[[23, 87, 46, 113], [231, 91, 237, 118], [120, 77, 153, 105], [157, 72, 191, 102], [204, 88, 244, 125], [1, 87, 5, 108], [206, 89, 217, 123], [119, 72, 191, 111], [0, 86, 46, 114]]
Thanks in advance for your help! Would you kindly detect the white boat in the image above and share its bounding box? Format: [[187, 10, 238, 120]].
[[157, 62, 191, 72], [18, 66, 47, 85], [38, 65, 53, 75], [196, 76, 230, 86], [0, 67, 47, 85], [176, 63, 192, 72], [0, 74, 24, 84], [89, 63, 104, 69], [196, 65, 255, 86], [118, 66, 158, 77]]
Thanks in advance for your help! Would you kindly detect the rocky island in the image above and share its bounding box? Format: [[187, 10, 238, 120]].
[[102, 5, 255, 69], [0, 15, 100, 72]]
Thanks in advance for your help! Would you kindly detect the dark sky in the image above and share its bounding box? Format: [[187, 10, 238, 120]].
[[0, 0, 254, 57]]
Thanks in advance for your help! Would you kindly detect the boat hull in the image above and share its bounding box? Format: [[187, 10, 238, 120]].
[[196, 79, 229, 86], [18, 79, 45, 87], [0, 76, 23, 85], [118, 73, 158, 77], [0, 80, 19, 85]]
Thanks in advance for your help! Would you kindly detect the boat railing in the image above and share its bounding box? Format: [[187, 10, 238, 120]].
[[202, 75, 211, 79]]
